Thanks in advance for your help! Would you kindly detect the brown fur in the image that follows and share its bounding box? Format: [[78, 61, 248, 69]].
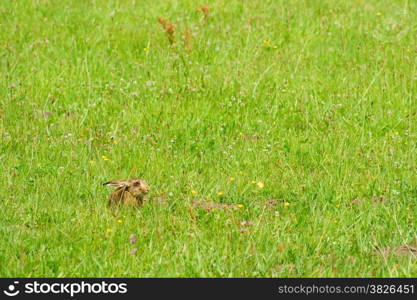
[[104, 178, 149, 208]]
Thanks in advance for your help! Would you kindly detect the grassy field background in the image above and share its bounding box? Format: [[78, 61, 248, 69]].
[[1, 0, 416, 277]]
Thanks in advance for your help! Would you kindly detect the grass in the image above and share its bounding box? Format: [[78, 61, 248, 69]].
[[0, 0, 416, 277]]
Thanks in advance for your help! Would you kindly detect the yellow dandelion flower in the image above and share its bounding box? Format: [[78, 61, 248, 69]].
[[229, 177, 235, 182], [102, 155, 110, 161], [251, 180, 257, 184], [217, 192, 224, 196], [191, 190, 197, 195], [106, 228, 113, 233], [239, 132, 244, 136], [143, 47, 148, 52], [113, 140, 119, 145], [237, 204, 244, 208], [257, 182, 264, 188], [89, 160, 95, 165], [376, 12, 382, 16], [117, 219, 122, 223], [284, 202, 290, 207]]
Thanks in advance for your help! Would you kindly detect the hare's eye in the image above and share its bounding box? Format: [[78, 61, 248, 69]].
[[133, 182, 140, 186]]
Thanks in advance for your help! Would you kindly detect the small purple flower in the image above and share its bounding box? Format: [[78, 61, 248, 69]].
[[240, 221, 254, 226], [129, 234, 137, 244]]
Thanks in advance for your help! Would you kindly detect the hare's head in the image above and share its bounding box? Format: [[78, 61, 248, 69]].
[[128, 178, 150, 196], [104, 178, 150, 197]]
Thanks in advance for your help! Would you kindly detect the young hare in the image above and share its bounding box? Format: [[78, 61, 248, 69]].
[[104, 178, 150, 208]]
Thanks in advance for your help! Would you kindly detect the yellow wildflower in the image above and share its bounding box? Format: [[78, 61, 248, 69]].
[[229, 177, 235, 182], [284, 202, 290, 207], [102, 155, 110, 161], [251, 180, 257, 184], [106, 228, 113, 233], [262, 39, 271, 46], [376, 12, 382, 16], [257, 182, 264, 189], [217, 192, 224, 196], [191, 190, 197, 195], [117, 219, 122, 223], [237, 204, 244, 208]]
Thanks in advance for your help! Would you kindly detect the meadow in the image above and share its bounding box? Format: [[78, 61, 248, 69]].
[[0, 0, 416, 277]]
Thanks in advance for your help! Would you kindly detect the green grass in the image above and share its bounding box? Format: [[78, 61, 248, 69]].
[[0, 0, 416, 277]]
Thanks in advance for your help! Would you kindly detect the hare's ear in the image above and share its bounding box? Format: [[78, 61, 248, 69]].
[[103, 180, 129, 188]]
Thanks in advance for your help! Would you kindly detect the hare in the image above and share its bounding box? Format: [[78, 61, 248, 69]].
[[104, 178, 150, 208]]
